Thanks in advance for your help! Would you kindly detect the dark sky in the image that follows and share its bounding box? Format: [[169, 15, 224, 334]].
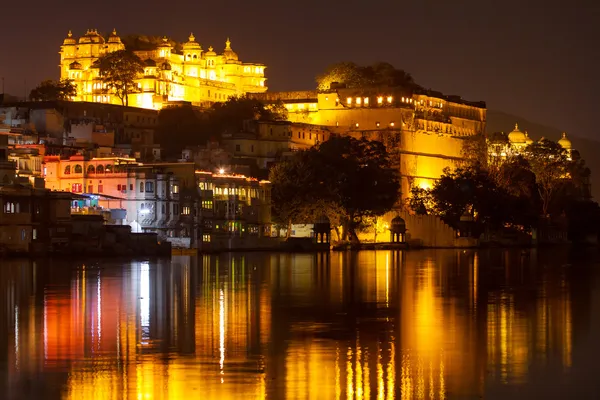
[[1, 0, 598, 138]]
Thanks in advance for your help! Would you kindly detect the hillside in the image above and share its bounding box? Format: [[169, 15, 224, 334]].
[[487, 110, 600, 200]]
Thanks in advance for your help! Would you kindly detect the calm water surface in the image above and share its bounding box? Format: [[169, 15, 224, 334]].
[[1, 249, 599, 399]]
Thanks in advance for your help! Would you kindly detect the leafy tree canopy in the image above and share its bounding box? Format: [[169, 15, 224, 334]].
[[270, 135, 400, 242], [209, 95, 287, 134], [98, 50, 145, 106], [29, 79, 76, 101], [316, 61, 421, 91]]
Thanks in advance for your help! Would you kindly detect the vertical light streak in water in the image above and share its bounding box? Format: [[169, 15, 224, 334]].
[[347, 347, 354, 400], [356, 339, 363, 400], [385, 254, 390, 307], [363, 349, 370, 400], [43, 293, 47, 360], [14, 305, 19, 370], [473, 253, 479, 311], [335, 347, 341, 400], [140, 262, 150, 342], [386, 339, 395, 400], [377, 346, 384, 400], [439, 353, 446, 400], [219, 288, 225, 383], [97, 272, 102, 348], [429, 361, 434, 400]]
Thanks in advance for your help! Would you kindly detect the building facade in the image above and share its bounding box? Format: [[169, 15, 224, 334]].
[[252, 88, 487, 199], [60, 30, 267, 110]]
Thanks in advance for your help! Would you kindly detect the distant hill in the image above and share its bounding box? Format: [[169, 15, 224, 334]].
[[487, 109, 600, 200]]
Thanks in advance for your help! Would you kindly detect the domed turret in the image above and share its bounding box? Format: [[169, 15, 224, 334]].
[[63, 30, 76, 45], [69, 61, 82, 70], [144, 59, 157, 67], [108, 28, 122, 44], [524, 131, 533, 145], [508, 123, 526, 144], [558, 132, 572, 150], [183, 33, 201, 50], [205, 45, 216, 57], [223, 38, 239, 61], [160, 61, 172, 71], [79, 29, 105, 44]]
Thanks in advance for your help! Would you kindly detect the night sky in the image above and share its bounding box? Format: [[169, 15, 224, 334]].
[[1, 0, 598, 138]]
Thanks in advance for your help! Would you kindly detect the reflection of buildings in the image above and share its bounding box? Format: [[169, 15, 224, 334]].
[[0, 250, 585, 399]]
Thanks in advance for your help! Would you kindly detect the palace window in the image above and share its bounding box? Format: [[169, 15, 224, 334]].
[[96, 165, 104, 174], [88, 185, 94, 193], [140, 182, 145, 193], [145, 182, 154, 193], [87, 165, 95, 174], [172, 184, 179, 194], [182, 206, 191, 215], [74, 164, 82, 174], [71, 183, 82, 193], [64, 165, 71, 175], [98, 185, 104, 193], [4, 202, 18, 214]]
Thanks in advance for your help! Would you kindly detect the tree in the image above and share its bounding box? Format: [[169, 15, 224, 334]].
[[209, 95, 287, 134], [429, 165, 514, 233], [523, 139, 570, 217], [98, 50, 145, 106], [316, 61, 420, 91], [29, 79, 76, 101], [408, 187, 434, 215], [270, 135, 400, 243]]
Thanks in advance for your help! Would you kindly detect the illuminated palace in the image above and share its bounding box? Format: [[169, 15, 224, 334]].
[[59, 29, 267, 109], [253, 88, 487, 199]]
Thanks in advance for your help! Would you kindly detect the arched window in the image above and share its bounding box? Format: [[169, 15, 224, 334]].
[[193, 54, 197, 59], [96, 165, 104, 174], [87, 165, 95, 174], [105, 164, 113, 173], [64, 165, 71, 175], [74, 164, 83, 174]]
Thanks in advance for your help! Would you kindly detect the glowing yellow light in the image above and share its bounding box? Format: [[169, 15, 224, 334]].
[[218, 168, 225, 174], [325, 96, 329, 100], [356, 97, 361, 105], [387, 96, 392, 103], [390, 122, 395, 127], [364, 97, 369, 105], [377, 96, 383, 104], [376, 122, 380, 127], [402, 97, 405, 102], [355, 123, 359, 128], [418, 181, 431, 190], [347, 97, 352, 105]]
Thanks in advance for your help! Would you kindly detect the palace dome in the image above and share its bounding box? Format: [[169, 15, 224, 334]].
[[524, 132, 534, 145], [160, 61, 172, 70], [223, 38, 238, 61], [63, 30, 76, 45], [558, 132, 572, 149], [145, 59, 157, 67], [69, 61, 82, 70], [205, 45, 216, 57], [158, 36, 172, 48], [508, 123, 526, 143], [183, 33, 201, 49], [108, 29, 122, 44], [79, 29, 105, 44]]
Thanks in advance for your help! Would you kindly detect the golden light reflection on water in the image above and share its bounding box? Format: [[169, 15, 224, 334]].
[[0, 250, 583, 399]]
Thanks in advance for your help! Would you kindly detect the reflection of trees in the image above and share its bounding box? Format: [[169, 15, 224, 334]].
[[0, 250, 591, 399]]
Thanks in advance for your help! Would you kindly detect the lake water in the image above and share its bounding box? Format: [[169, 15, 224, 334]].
[[1, 249, 599, 399]]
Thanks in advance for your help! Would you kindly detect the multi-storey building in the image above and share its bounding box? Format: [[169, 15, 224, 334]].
[[221, 120, 332, 171], [43, 156, 181, 237], [0, 101, 160, 160], [59, 29, 267, 110], [43, 156, 273, 249], [252, 87, 487, 199]]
